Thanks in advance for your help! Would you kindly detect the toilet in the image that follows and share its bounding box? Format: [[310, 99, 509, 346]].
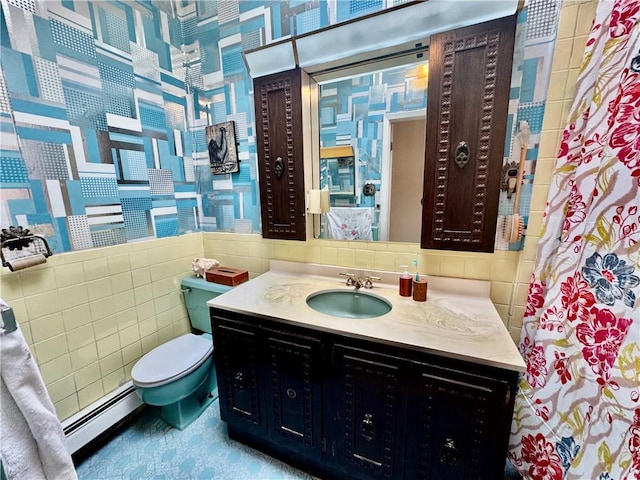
[[131, 276, 231, 430]]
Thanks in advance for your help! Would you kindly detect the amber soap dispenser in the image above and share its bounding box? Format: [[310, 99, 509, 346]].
[[399, 265, 412, 297]]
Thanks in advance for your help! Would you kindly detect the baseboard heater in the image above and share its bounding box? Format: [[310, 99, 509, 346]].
[[62, 381, 143, 455]]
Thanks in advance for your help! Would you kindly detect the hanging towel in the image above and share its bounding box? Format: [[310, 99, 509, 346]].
[[0, 302, 78, 480], [325, 207, 374, 240]]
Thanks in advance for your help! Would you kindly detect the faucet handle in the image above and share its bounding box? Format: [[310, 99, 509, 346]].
[[363, 275, 380, 289], [340, 272, 356, 287]]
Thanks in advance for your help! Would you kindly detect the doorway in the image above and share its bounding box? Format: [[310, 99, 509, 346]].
[[379, 110, 426, 242]]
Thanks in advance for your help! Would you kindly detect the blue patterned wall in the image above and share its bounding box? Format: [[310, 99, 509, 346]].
[[1, 0, 196, 252], [0, 0, 383, 252], [0, 0, 558, 254]]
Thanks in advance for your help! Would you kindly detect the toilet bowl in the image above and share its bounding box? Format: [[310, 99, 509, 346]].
[[131, 276, 231, 430]]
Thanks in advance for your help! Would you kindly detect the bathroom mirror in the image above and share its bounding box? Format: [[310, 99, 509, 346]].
[[316, 61, 428, 242], [244, 0, 522, 246]]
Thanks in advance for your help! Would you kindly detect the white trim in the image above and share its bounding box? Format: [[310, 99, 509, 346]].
[[385, 108, 426, 122], [62, 381, 142, 455]]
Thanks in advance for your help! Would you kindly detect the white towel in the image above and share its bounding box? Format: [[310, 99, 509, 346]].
[[325, 207, 374, 240], [0, 323, 78, 480]]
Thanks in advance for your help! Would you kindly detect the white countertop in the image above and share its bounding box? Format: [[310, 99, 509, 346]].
[[208, 260, 526, 372]]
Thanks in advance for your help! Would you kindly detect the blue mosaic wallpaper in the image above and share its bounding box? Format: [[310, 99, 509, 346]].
[[0, 0, 558, 254]]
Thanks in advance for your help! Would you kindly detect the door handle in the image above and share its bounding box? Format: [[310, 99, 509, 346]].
[[233, 371, 246, 390], [274, 157, 284, 177], [439, 438, 459, 466], [454, 141, 470, 168], [360, 413, 376, 442]]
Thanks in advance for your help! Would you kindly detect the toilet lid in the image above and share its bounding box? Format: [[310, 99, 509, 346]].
[[131, 333, 213, 388]]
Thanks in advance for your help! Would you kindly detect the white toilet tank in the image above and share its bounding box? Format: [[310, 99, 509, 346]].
[[181, 276, 232, 333]]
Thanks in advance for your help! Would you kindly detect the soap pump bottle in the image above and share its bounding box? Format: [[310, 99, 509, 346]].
[[399, 265, 412, 297]]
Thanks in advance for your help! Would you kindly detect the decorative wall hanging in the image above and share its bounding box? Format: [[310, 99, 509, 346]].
[[207, 121, 239, 175]]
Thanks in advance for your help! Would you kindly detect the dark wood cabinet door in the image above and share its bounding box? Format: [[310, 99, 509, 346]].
[[212, 316, 265, 435], [211, 310, 520, 480], [421, 15, 516, 252], [331, 344, 406, 480], [405, 363, 514, 480], [254, 68, 306, 241], [264, 330, 323, 459]]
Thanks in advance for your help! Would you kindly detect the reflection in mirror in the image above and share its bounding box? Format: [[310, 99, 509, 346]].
[[386, 115, 425, 243], [316, 61, 428, 242], [320, 146, 355, 197]]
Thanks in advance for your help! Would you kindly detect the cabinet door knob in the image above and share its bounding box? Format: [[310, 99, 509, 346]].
[[274, 157, 284, 177], [286, 388, 297, 399], [454, 141, 470, 168], [439, 438, 459, 466], [360, 413, 376, 442]]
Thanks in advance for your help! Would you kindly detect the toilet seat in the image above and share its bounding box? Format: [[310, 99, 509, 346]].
[[131, 333, 213, 388]]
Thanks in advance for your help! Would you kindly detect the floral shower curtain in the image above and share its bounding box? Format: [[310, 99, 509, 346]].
[[508, 1, 640, 479]]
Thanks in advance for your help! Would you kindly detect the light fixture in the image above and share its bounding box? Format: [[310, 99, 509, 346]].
[[244, 39, 297, 78], [243, 0, 518, 79]]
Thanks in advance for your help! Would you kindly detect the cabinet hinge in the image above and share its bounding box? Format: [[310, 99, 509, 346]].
[[322, 437, 326, 453]]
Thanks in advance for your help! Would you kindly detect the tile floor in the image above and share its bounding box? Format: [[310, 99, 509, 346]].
[[75, 399, 523, 479]]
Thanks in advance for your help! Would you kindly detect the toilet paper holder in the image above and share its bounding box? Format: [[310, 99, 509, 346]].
[[1, 226, 53, 272]]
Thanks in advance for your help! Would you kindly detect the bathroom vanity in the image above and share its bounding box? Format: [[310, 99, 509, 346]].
[[208, 261, 525, 480]]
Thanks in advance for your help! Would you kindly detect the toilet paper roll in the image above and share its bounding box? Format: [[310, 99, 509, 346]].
[[7, 254, 47, 272]]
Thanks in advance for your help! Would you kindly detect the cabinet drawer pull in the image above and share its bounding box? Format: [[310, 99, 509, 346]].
[[360, 413, 376, 442], [286, 388, 297, 399], [454, 141, 470, 168], [439, 438, 459, 466]]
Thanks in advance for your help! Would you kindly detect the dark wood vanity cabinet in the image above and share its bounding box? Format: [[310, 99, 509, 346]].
[[214, 319, 265, 435], [421, 15, 516, 253], [328, 344, 407, 480], [404, 363, 514, 480], [253, 68, 307, 241], [212, 313, 323, 458], [264, 328, 323, 459], [211, 310, 518, 480]]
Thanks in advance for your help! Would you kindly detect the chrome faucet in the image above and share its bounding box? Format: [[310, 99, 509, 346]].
[[339, 272, 380, 290]]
